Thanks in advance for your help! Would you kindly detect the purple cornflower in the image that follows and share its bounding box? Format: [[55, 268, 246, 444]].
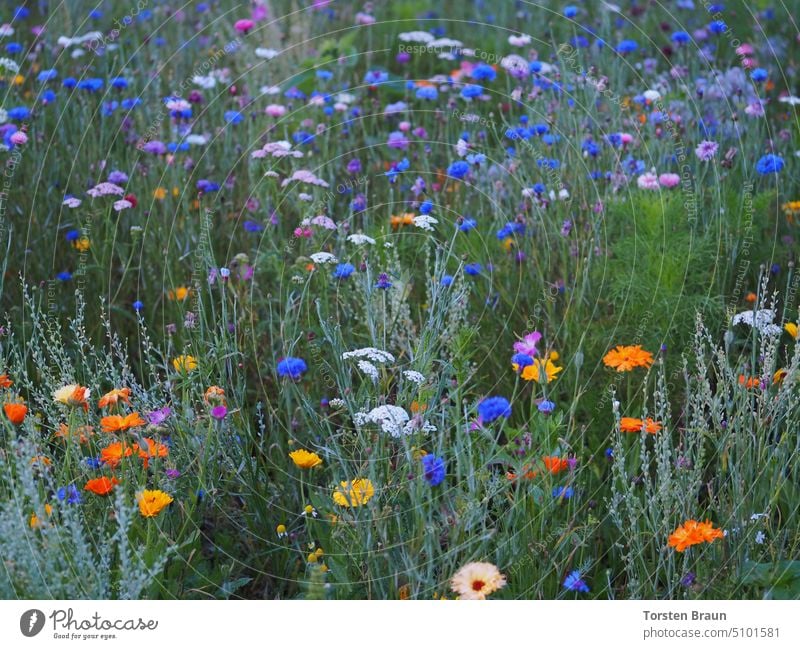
[[695, 140, 719, 161]]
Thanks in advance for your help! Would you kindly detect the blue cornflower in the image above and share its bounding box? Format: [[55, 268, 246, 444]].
[[364, 70, 388, 85], [41, 89, 56, 103], [13, 6, 30, 20], [243, 220, 264, 232], [512, 353, 534, 368], [464, 262, 481, 276], [77, 78, 104, 92], [477, 396, 511, 423], [110, 77, 129, 89], [57, 485, 82, 505], [441, 275, 454, 287], [133, 300, 144, 312], [448, 160, 470, 179], [224, 110, 244, 124], [421, 454, 446, 486], [37, 69, 58, 82], [553, 486, 574, 499], [538, 399, 556, 414], [564, 5, 578, 18], [460, 84, 483, 99], [671, 31, 690, 44], [708, 20, 726, 34], [415, 86, 438, 100], [85, 457, 102, 469], [333, 263, 355, 279], [616, 40, 638, 54], [755, 154, 784, 175], [7, 106, 29, 120], [316, 69, 333, 80], [563, 570, 590, 592], [419, 200, 434, 215], [458, 218, 477, 232], [277, 357, 307, 379], [196, 179, 220, 192], [65, 229, 80, 242], [470, 64, 496, 82], [750, 68, 768, 83], [529, 61, 542, 73], [62, 77, 77, 89], [57, 271, 72, 281], [374, 272, 392, 289], [605, 447, 614, 459], [6, 42, 23, 54]]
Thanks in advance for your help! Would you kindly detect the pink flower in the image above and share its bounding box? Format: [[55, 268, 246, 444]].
[[234, 19, 254, 33], [735, 43, 754, 56], [398, 121, 411, 132], [513, 331, 542, 357], [212, 405, 228, 420], [265, 104, 286, 118], [636, 172, 659, 190], [62, 197, 82, 208], [10, 131, 27, 145], [658, 173, 680, 188], [113, 199, 133, 212], [695, 140, 719, 162], [619, 133, 634, 145], [387, 131, 409, 149]]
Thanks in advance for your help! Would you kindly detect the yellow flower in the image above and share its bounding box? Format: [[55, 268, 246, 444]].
[[72, 237, 91, 252], [289, 449, 323, 469], [29, 504, 53, 529], [785, 323, 798, 339], [515, 358, 563, 384], [172, 355, 197, 372], [168, 286, 190, 301], [137, 490, 174, 517], [52, 384, 90, 408], [332, 478, 375, 507], [153, 187, 167, 200], [276, 524, 287, 537], [450, 562, 507, 600]]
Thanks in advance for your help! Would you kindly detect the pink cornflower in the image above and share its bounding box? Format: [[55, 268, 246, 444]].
[[234, 19, 254, 33], [695, 140, 719, 161], [10, 131, 27, 145], [636, 172, 659, 190], [659, 173, 680, 188]]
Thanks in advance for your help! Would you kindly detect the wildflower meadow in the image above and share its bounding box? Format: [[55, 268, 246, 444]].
[[1, 0, 799, 606]]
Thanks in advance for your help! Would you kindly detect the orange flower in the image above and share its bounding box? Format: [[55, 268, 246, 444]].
[[738, 375, 760, 389], [84, 476, 120, 496], [136, 438, 169, 468], [3, 402, 27, 425], [542, 456, 570, 475], [619, 417, 662, 434], [390, 213, 415, 229], [168, 286, 190, 301], [52, 384, 90, 410], [603, 345, 654, 372], [100, 412, 146, 433], [100, 441, 135, 468], [745, 292, 757, 303], [56, 423, 94, 444], [506, 464, 538, 481], [668, 519, 725, 552], [97, 388, 131, 409], [0, 374, 13, 389], [204, 385, 226, 406]]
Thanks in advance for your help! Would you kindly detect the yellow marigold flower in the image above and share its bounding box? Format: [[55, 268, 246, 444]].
[[172, 355, 197, 372], [97, 387, 131, 408], [289, 449, 323, 469], [450, 562, 506, 600], [72, 237, 91, 252], [307, 553, 318, 563], [137, 489, 174, 517], [153, 187, 167, 200], [515, 358, 563, 384], [602, 345, 654, 372], [785, 323, 798, 339], [168, 286, 190, 301], [332, 478, 375, 507], [13, 74, 24, 85]]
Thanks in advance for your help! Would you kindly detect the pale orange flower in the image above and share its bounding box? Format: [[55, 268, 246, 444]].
[[619, 417, 662, 434], [97, 388, 131, 408], [668, 519, 724, 552], [100, 412, 146, 433], [602, 345, 654, 372], [100, 441, 135, 468]]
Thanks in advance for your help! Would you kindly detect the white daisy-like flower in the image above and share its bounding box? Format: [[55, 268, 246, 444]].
[[255, 47, 279, 59], [0, 24, 14, 37], [310, 252, 338, 264], [778, 95, 800, 106], [456, 138, 469, 157], [413, 215, 438, 231], [731, 309, 782, 335], [508, 34, 532, 46], [429, 38, 463, 48], [342, 347, 395, 364], [398, 31, 435, 44], [403, 370, 426, 385], [643, 89, 661, 102], [62, 197, 82, 208], [192, 75, 216, 89], [437, 52, 456, 61], [259, 85, 282, 95], [0, 57, 20, 74], [334, 92, 356, 104], [185, 134, 208, 146], [353, 405, 410, 437], [298, 193, 313, 201], [347, 233, 376, 246], [357, 360, 380, 382]]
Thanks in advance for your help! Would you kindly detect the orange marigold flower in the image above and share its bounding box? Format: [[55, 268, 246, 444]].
[[136, 438, 169, 468], [56, 423, 94, 444], [137, 489, 173, 517], [100, 412, 146, 433], [737, 375, 760, 389], [52, 384, 90, 410], [0, 373, 13, 389], [100, 441, 135, 468], [619, 417, 662, 434], [84, 476, 120, 496], [602, 345, 654, 372], [668, 519, 725, 552], [204, 385, 226, 406], [3, 402, 27, 425], [168, 286, 190, 301], [506, 464, 538, 481], [97, 388, 131, 408], [542, 456, 570, 475], [745, 292, 757, 303]]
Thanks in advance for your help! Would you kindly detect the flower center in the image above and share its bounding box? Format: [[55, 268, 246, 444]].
[[471, 580, 485, 591]]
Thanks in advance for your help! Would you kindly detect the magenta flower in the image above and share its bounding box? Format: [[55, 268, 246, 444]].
[[513, 331, 542, 357], [212, 405, 228, 420], [234, 19, 254, 33]]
